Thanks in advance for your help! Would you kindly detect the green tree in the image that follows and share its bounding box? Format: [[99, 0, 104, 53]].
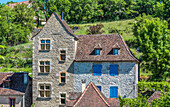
[[133, 15, 170, 81]]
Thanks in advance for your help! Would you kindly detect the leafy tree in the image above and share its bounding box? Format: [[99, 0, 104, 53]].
[[133, 14, 170, 81], [87, 23, 104, 34]]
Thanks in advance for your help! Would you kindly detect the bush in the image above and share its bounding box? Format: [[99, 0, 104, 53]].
[[138, 82, 170, 94], [86, 24, 104, 35]]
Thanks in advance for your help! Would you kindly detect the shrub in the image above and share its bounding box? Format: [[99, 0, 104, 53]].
[[86, 24, 104, 35]]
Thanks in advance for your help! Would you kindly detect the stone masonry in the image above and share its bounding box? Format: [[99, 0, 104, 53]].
[[74, 62, 138, 98], [32, 13, 76, 107]]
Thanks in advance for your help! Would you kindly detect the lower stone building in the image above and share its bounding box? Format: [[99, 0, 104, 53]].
[[0, 72, 32, 107]]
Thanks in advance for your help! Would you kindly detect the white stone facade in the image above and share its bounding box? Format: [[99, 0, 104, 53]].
[[74, 62, 138, 98]]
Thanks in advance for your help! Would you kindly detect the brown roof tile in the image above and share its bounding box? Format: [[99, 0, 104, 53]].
[[75, 34, 138, 62], [31, 12, 78, 40], [0, 73, 14, 84], [107, 98, 120, 107], [6, 1, 30, 8], [0, 88, 24, 95], [148, 91, 162, 104]]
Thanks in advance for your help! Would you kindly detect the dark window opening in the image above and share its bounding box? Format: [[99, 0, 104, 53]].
[[10, 98, 15, 107]]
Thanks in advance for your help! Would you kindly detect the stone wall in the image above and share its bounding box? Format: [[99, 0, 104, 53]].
[[32, 13, 75, 107], [74, 62, 138, 98]]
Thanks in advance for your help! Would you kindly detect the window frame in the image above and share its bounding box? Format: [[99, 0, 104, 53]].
[[59, 50, 66, 62], [110, 64, 119, 76], [39, 38, 51, 51], [38, 83, 51, 98], [95, 49, 100, 55], [60, 93, 66, 105], [60, 71, 66, 84], [39, 60, 51, 73], [92, 64, 102, 76], [9, 97, 16, 107], [110, 86, 118, 98], [113, 49, 119, 55]]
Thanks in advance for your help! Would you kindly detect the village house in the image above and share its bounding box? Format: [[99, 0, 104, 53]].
[[0, 72, 32, 107], [32, 12, 138, 107]]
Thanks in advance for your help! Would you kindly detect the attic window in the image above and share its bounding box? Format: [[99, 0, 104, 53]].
[[113, 49, 119, 55], [60, 50, 66, 61], [95, 49, 100, 55]]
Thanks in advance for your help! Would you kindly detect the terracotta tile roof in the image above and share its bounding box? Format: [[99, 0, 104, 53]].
[[107, 98, 120, 107], [66, 82, 120, 107], [0, 72, 31, 95], [148, 91, 162, 104], [6, 1, 30, 8], [0, 88, 24, 95], [75, 34, 138, 62], [0, 72, 14, 84], [31, 12, 78, 40]]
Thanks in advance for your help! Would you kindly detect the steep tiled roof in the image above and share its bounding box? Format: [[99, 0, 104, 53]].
[[0, 72, 31, 95], [66, 82, 119, 107], [148, 91, 162, 104], [6, 1, 30, 8], [0, 88, 24, 95], [31, 12, 78, 39], [0, 73, 14, 84], [75, 34, 138, 62]]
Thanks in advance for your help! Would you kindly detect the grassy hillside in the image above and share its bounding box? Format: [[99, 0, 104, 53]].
[[0, 19, 144, 77]]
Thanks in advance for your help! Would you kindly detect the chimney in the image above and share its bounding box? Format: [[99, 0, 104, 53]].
[[24, 73, 28, 85], [82, 79, 86, 92], [61, 12, 64, 20]]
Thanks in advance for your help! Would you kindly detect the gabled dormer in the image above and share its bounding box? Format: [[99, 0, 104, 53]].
[[94, 44, 102, 55], [112, 43, 120, 55]]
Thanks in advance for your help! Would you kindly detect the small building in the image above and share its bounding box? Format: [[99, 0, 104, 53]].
[[0, 72, 32, 107], [66, 82, 119, 107]]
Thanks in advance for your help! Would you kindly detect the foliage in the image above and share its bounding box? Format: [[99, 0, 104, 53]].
[[87, 23, 104, 34], [138, 82, 170, 94], [133, 15, 170, 81], [119, 94, 149, 107], [151, 92, 170, 107], [0, 4, 35, 46]]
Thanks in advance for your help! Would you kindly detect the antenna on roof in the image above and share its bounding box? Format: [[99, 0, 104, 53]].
[[61, 11, 64, 20]]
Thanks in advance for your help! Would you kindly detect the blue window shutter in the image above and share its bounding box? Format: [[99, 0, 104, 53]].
[[97, 86, 101, 91], [110, 64, 118, 76], [110, 86, 118, 98], [41, 40, 45, 43], [93, 65, 101, 76]]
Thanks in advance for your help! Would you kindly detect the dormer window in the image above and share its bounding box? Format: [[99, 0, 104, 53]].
[[113, 49, 119, 55], [3, 82, 9, 88], [95, 49, 100, 55]]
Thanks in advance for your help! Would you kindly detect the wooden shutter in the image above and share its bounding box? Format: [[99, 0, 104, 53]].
[[110, 86, 118, 98], [110, 64, 118, 76], [93, 65, 101, 76]]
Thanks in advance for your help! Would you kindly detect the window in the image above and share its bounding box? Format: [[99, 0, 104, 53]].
[[113, 49, 119, 55], [95, 49, 100, 55], [9, 98, 15, 107], [110, 86, 118, 98], [39, 61, 50, 73], [93, 65, 101, 76], [60, 72, 66, 83], [39, 84, 51, 98], [97, 86, 101, 91], [40, 39, 50, 50], [60, 94, 66, 104], [4, 82, 9, 88], [110, 64, 118, 76], [60, 50, 66, 61]]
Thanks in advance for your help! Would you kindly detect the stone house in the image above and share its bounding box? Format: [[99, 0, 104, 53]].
[[32, 12, 138, 107], [0, 72, 32, 107]]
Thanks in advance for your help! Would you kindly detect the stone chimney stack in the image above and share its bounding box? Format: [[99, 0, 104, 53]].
[[82, 79, 86, 92]]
